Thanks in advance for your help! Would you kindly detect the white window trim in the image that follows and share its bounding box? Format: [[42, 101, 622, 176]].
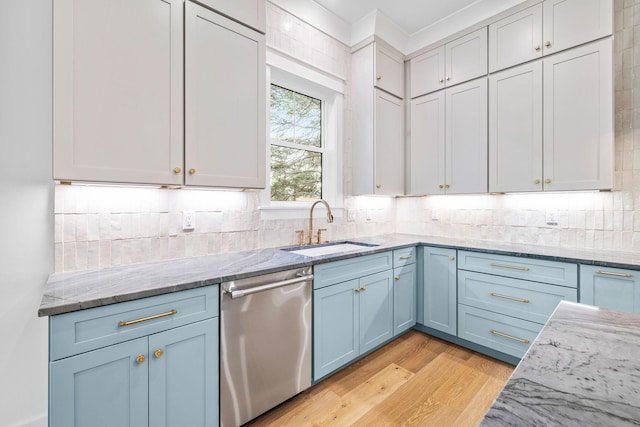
[[261, 49, 344, 220]]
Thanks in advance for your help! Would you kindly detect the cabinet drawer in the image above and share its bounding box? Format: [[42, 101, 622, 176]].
[[458, 270, 577, 324], [313, 252, 393, 289], [458, 250, 577, 287], [458, 305, 542, 359], [50, 286, 218, 360], [393, 247, 416, 267], [580, 265, 640, 313]]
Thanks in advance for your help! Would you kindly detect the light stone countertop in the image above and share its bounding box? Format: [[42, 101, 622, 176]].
[[480, 300, 640, 426], [38, 234, 640, 316]]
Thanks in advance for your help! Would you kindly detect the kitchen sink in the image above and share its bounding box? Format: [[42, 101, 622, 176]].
[[283, 241, 378, 257]]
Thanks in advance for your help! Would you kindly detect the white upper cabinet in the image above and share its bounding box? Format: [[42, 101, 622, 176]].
[[409, 92, 445, 195], [352, 41, 405, 196], [196, 0, 266, 33], [488, 0, 613, 73], [374, 41, 405, 99], [53, 0, 184, 185], [489, 61, 543, 192], [410, 27, 487, 98], [543, 0, 612, 54], [185, 2, 266, 189], [488, 4, 543, 73], [543, 39, 613, 191]]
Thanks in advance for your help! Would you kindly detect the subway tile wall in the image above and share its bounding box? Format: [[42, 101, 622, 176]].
[[55, 0, 633, 273]]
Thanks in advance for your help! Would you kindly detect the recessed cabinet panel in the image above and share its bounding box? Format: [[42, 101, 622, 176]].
[[580, 265, 640, 314], [445, 28, 488, 88], [489, 61, 543, 193], [421, 246, 457, 335], [197, 0, 266, 33], [409, 92, 446, 195], [543, 39, 613, 191], [410, 46, 445, 98], [375, 42, 405, 98], [374, 89, 404, 195], [543, 0, 613, 55], [359, 271, 394, 354], [53, 0, 184, 185], [488, 4, 543, 72], [446, 78, 488, 194], [185, 2, 266, 188]]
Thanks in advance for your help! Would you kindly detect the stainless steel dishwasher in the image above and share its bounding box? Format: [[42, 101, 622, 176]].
[[220, 267, 313, 427]]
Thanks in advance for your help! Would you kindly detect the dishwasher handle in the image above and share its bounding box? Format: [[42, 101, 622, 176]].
[[224, 274, 314, 299]]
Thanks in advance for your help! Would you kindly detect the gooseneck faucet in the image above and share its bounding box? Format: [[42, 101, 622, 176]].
[[309, 199, 334, 245]]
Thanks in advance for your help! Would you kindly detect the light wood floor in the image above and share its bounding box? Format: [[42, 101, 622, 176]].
[[247, 330, 514, 427]]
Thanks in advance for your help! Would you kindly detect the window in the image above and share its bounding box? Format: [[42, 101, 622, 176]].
[[270, 85, 323, 201]]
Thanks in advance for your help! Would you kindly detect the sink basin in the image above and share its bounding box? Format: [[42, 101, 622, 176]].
[[284, 242, 378, 257]]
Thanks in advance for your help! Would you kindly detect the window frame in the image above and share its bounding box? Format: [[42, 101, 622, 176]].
[[261, 50, 344, 218]]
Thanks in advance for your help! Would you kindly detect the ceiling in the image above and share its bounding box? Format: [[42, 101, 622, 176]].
[[312, 0, 484, 35]]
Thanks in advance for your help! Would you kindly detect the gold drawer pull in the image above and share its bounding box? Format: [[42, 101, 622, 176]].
[[490, 263, 530, 271], [490, 292, 530, 303], [595, 270, 632, 278], [395, 276, 401, 281], [490, 329, 530, 344], [399, 255, 412, 260], [119, 309, 177, 327]]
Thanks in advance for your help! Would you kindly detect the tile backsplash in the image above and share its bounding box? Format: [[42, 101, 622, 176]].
[[54, 0, 638, 272]]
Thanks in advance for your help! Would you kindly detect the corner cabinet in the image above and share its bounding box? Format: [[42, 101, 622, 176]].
[[185, 2, 266, 188], [352, 40, 405, 196], [48, 287, 219, 427], [580, 265, 640, 314], [419, 246, 457, 335], [54, 0, 266, 189]]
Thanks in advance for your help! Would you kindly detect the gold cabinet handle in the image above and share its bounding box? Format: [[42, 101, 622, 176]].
[[534, 45, 541, 51], [395, 276, 401, 280], [490, 292, 530, 303], [544, 178, 551, 184], [361, 286, 366, 292], [595, 270, 633, 278], [189, 168, 196, 175], [173, 167, 182, 174], [376, 184, 381, 189], [439, 184, 444, 189], [119, 309, 177, 327], [399, 255, 412, 260], [534, 179, 541, 184], [545, 41, 552, 47], [355, 287, 362, 293], [490, 329, 530, 344], [376, 75, 382, 81], [154, 349, 164, 359], [445, 184, 450, 189], [136, 355, 146, 364], [449, 256, 455, 261], [489, 263, 530, 271]]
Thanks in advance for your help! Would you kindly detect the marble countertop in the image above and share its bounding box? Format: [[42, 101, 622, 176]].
[[480, 301, 640, 426], [39, 234, 640, 317]]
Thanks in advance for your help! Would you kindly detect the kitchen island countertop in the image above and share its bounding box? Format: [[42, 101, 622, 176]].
[[480, 300, 640, 426]]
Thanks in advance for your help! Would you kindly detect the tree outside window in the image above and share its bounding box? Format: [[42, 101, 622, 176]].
[[270, 85, 323, 202]]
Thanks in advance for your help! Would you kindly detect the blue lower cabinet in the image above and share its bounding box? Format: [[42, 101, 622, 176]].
[[313, 271, 394, 381], [580, 265, 640, 314], [421, 246, 457, 335], [50, 337, 149, 427], [393, 264, 416, 336]]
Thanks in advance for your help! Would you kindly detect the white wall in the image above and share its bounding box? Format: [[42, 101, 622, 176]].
[[0, 1, 53, 426]]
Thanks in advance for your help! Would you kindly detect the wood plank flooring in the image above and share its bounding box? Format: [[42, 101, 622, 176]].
[[247, 330, 514, 427]]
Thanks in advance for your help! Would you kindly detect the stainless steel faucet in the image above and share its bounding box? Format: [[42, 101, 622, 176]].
[[309, 199, 333, 245]]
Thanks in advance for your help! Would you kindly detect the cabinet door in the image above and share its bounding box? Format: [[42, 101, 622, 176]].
[[543, 39, 613, 191], [446, 78, 488, 194], [375, 42, 405, 98], [580, 266, 640, 314], [421, 247, 457, 335], [313, 280, 360, 380], [53, 0, 184, 185], [359, 271, 394, 354], [489, 61, 543, 192], [409, 92, 446, 195], [149, 318, 218, 427], [185, 1, 266, 189], [393, 264, 417, 336], [445, 28, 488, 87], [196, 0, 266, 33], [374, 89, 405, 195], [543, 0, 613, 55], [410, 46, 445, 98], [488, 4, 543, 72], [50, 338, 149, 427]]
